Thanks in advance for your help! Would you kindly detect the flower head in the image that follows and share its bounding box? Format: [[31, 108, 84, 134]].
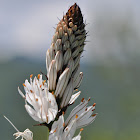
[[49, 98, 96, 140], [4, 116, 33, 140], [49, 115, 83, 140], [13, 129, 33, 140], [18, 74, 58, 124], [65, 98, 97, 129]]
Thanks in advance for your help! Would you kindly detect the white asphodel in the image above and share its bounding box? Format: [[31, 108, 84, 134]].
[[4, 116, 33, 140], [49, 98, 96, 140], [18, 74, 58, 124]]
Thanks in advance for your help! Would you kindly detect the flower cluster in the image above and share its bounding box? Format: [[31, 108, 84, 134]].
[[49, 99, 96, 140], [10, 3, 97, 140]]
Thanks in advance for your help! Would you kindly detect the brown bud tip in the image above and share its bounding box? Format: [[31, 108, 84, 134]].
[[93, 103, 96, 107], [65, 3, 84, 30], [80, 128, 84, 132]]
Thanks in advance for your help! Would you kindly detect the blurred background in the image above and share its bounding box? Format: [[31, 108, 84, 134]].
[[0, 0, 140, 139]]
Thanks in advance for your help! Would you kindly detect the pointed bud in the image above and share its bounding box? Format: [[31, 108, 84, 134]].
[[55, 39, 62, 51], [74, 72, 83, 89], [48, 60, 57, 91], [55, 68, 70, 97], [61, 79, 73, 108], [55, 51, 63, 72], [64, 48, 71, 65]]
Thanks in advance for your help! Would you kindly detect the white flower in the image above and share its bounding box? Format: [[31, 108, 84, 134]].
[[49, 98, 96, 140], [4, 116, 33, 140], [65, 98, 97, 129], [18, 74, 58, 124], [49, 115, 82, 140], [13, 129, 33, 140]]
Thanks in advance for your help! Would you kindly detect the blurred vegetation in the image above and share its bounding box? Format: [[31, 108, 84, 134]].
[[0, 58, 140, 140]]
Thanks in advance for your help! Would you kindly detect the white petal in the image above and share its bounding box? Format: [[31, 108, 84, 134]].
[[55, 51, 63, 72], [38, 105, 47, 122], [65, 99, 88, 125], [61, 79, 73, 108], [76, 115, 96, 129], [46, 50, 51, 71], [69, 91, 81, 105], [25, 104, 42, 123], [46, 45, 55, 72], [64, 118, 77, 139], [25, 91, 38, 110], [48, 108, 58, 123], [50, 43, 55, 60], [18, 87, 25, 98], [48, 60, 57, 91], [47, 91, 58, 110], [55, 68, 70, 98], [74, 72, 83, 89], [72, 131, 81, 140], [50, 115, 64, 135], [41, 96, 49, 119], [78, 106, 95, 122]]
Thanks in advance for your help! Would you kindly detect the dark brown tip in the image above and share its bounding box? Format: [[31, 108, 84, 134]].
[[65, 3, 84, 30]]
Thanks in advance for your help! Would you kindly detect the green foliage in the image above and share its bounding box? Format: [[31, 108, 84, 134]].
[[0, 59, 140, 139]]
